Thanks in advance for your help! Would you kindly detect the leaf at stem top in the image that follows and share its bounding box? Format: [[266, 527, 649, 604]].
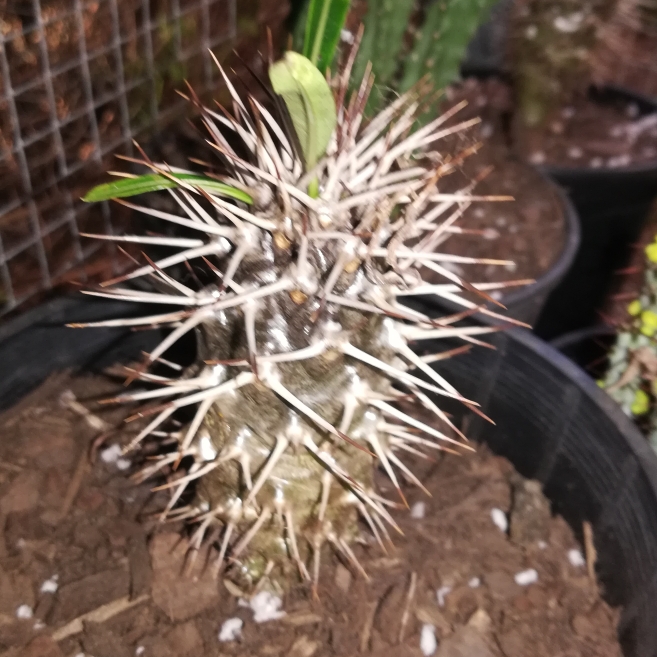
[[303, 0, 351, 72], [269, 51, 337, 169], [82, 173, 253, 204]]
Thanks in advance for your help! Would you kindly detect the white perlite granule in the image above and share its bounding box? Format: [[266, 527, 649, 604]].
[[218, 617, 243, 642], [420, 624, 437, 656], [436, 585, 452, 607], [16, 604, 33, 619], [248, 591, 286, 623], [515, 569, 539, 586], [568, 549, 585, 567], [490, 508, 508, 533], [468, 577, 481, 589], [40, 575, 59, 593], [100, 444, 122, 463], [411, 501, 426, 519]]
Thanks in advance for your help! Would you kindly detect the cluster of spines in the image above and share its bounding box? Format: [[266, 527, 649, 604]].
[[75, 41, 530, 590]]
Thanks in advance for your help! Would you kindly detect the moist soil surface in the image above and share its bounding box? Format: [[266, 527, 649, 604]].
[[516, 90, 657, 170], [437, 78, 566, 293], [0, 372, 621, 657]]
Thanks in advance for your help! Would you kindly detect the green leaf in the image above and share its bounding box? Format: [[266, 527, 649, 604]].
[[269, 51, 337, 168], [303, 0, 350, 71], [82, 173, 253, 204]]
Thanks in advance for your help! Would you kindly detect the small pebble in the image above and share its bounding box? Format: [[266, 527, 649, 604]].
[[468, 577, 481, 588], [33, 620, 46, 630], [436, 585, 452, 607], [411, 501, 426, 519], [40, 575, 59, 593], [116, 457, 131, 471], [483, 228, 499, 240], [340, 29, 355, 44], [568, 549, 585, 567], [219, 618, 243, 642], [135, 648, 145, 656], [514, 569, 539, 586], [525, 24, 537, 39], [16, 604, 33, 619], [480, 123, 494, 139], [538, 540, 548, 550], [567, 146, 583, 160], [550, 121, 564, 135], [553, 12, 584, 33], [608, 154, 631, 168], [491, 508, 508, 533], [100, 444, 122, 464], [590, 157, 603, 168], [529, 151, 546, 165], [420, 624, 437, 656]]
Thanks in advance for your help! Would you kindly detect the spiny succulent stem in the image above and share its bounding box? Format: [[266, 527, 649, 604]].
[[244, 436, 290, 508], [231, 507, 273, 562], [285, 509, 312, 581]]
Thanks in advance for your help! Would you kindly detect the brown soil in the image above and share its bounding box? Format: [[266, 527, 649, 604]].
[[516, 92, 657, 170], [0, 373, 621, 657], [437, 78, 566, 290]]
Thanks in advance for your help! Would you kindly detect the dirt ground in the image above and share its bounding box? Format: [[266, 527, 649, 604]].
[[0, 372, 621, 657]]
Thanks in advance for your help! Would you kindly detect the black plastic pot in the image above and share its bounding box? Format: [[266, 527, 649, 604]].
[[550, 325, 617, 376], [534, 86, 657, 340], [411, 298, 657, 657], [498, 181, 580, 326], [2, 296, 657, 655]]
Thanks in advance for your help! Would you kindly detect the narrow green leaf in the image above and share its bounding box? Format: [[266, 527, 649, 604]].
[[82, 173, 253, 204], [269, 51, 337, 168], [303, 0, 350, 72]]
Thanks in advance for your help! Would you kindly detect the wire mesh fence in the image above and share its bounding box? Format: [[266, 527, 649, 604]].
[[0, 0, 287, 315]]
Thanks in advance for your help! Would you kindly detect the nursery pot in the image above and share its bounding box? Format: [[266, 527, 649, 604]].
[[409, 297, 657, 657], [534, 86, 657, 341], [2, 296, 657, 655], [550, 325, 618, 375], [497, 180, 580, 326]]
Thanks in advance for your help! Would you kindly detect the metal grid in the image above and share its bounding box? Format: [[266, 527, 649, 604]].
[[0, 0, 245, 314]]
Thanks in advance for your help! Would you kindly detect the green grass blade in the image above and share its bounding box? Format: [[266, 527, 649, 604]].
[[303, 0, 350, 72], [82, 173, 253, 204]]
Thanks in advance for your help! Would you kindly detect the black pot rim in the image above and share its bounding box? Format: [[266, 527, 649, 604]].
[[550, 324, 618, 352], [509, 323, 657, 496], [500, 177, 581, 309]]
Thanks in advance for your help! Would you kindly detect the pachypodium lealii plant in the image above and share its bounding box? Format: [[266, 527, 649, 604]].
[[603, 236, 657, 450], [78, 21, 524, 593]]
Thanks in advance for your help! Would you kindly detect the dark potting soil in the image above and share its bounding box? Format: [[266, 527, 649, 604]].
[[435, 78, 566, 292], [516, 91, 657, 170], [0, 372, 621, 657]]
